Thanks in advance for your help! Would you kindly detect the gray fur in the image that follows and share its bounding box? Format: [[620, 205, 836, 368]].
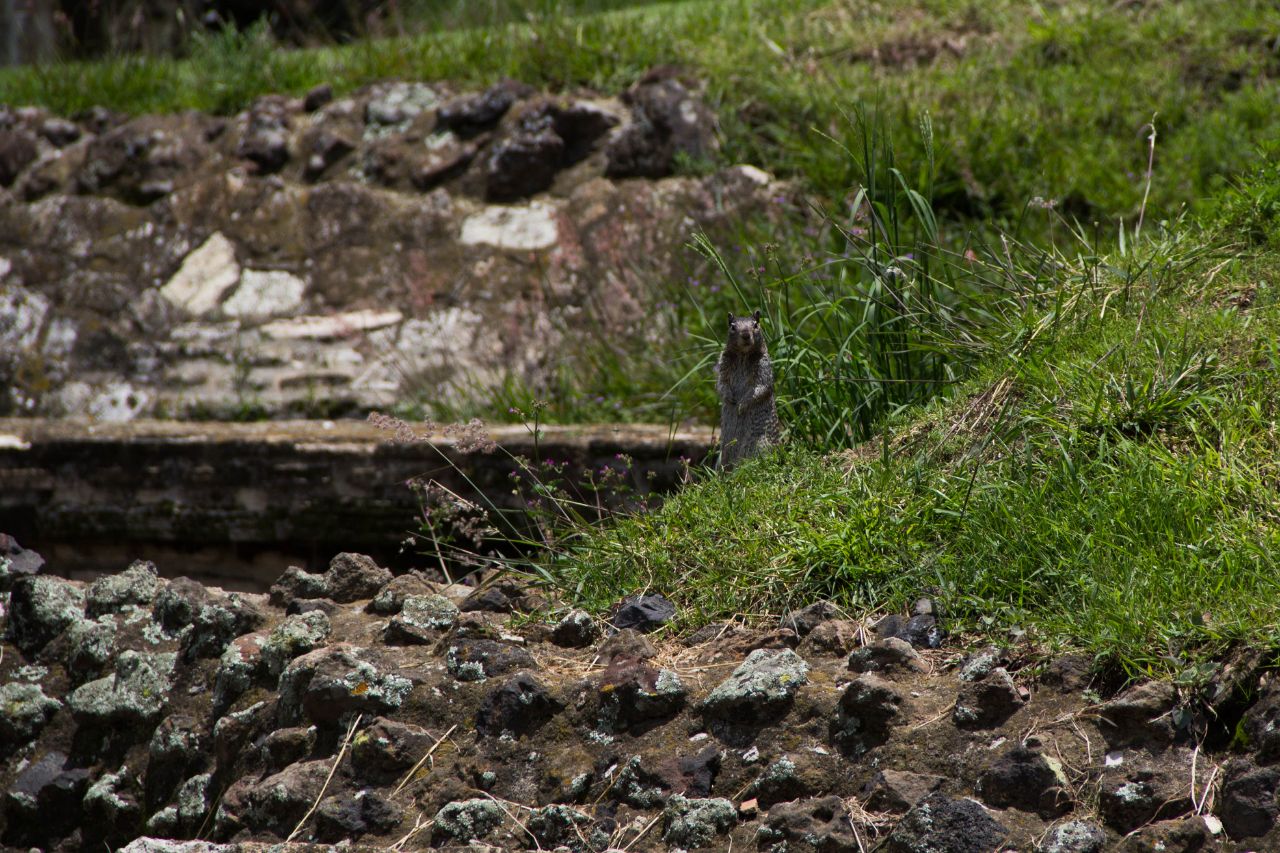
[[715, 310, 782, 470]]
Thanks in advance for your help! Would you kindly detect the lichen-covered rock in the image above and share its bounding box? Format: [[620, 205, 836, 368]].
[[261, 610, 332, 676], [0, 681, 62, 749], [7, 573, 85, 655], [268, 565, 330, 609], [1098, 762, 1194, 834], [783, 601, 841, 636], [241, 758, 331, 836], [433, 798, 504, 842], [847, 637, 925, 674], [151, 577, 209, 634], [212, 631, 266, 711], [751, 753, 842, 808], [367, 571, 438, 615], [860, 768, 946, 814], [323, 552, 393, 602], [277, 645, 413, 726], [798, 619, 860, 657], [662, 795, 737, 847], [351, 716, 433, 783], [0, 533, 44, 591], [476, 671, 562, 737], [445, 638, 535, 682], [756, 796, 859, 852], [146, 715, 204, 812], [174, 772, 216, 837], [68, 650, 177, 736], [212, 700, 269, 774], [881, 792, 1008, 853], [551, 608, 601, 647], [977, 745, 1072, 818], [385, 593, 458, 643], [614, 755, 674, 808], [83, 765, 143, 842], [701, 647, 809, 722], [85, 560, 160, 617], [596, 659, 686, 730], [66, 614, 119, 684], [1039, 819, 1107, 853], [525, 804, 590, 847], [953, 666, 1026, 729], [261, 725, 318, 772], [181, 593, 265, 661], [313, 790, 402, 841], [834, 673, 903, 755]]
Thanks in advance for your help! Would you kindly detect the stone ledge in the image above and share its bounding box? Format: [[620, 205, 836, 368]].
[[0, 418, 713, 589]]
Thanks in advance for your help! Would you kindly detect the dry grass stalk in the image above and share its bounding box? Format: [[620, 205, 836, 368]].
[[286, 713, 363, 843], [392, 723, 458, 798]]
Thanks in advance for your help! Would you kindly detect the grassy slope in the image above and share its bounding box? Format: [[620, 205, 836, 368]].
[[547, 201, 1280, 677]]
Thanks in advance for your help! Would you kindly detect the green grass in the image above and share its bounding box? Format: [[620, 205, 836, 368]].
[[538, 204, 1280, 677]]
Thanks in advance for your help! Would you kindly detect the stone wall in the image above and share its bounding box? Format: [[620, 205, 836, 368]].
[[0, 71, 785, 421]]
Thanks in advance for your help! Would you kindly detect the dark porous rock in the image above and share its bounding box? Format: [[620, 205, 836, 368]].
[[278, 645, 414, 726], [303, 83, 334, 112], [847, 637, 926, 674], [875, 611, 944, 649], [597, 658, 686, 729], [450, 609, 503, 640], [954, 666, 1026, 729], [152, 576, 209, 633], [438, 79, 533, 137], [610, 591, 677, 633], [476, 671, 562, 737], [286, 598, 340, 617], [212, 631, 266, 711], [661, 795, 737, 848], [302, 128, 356, 180], [173, 772, 216, 837], [242, 758, 331, 836], [40, 117, 82, 147], [860, 768, 946, 814], [385, 593, 459, 643], [485, 110, 564, 201], [146, 714, 205, 811], [213, 700, 270, 774], [1039, 819, 1108, 853], [0, 533, 45, 590], [0, 681, 62, 750], [460, 584, 516, 613], [314, 790, 402, 841], [782, 600, 842, 636], [1217, 759, 1280, 839], [445, 638, 535, 682], [1115, 816, 1209, 853], [1098, 763, 1194, 834], [66, 615, 119, 684], [599, 627, 657, 663], [702, 648, 810, 723], [433, 797, 505, 842], [614, 754, 675, 808], [958, 646, 1004, 682], [85, 559, 160, 616], [323, 552, 393, 602], [260, 610, 332, 677], [182, 593, 265, 661], [0, 129, 39, 186], [84, 765, 144, 844], [237, 99, 291, 174], [798, 619, 860, 657], [269, 565, 330, 608], [757, 796, 859, 853], [351, 716, 434, 783], [368, 570, 438, 615], [526, 804, 591, 848], [1042, 653, 1095, 693], [7, 573, 86, 655], [68, 650, 177, 738], [752, 753, 842, 808], [1099, 681, 1178, 749], [1242, 685, 1280, 764], [551, 608, 601, 647], [76, 115, 211, 203], [2, 750, 91, 847], [548, 101, 619, 164], [671, 745, 722, 797], [834, 673, 904, 755], [606, 71, 715, 179], [882, 792, 1008, 853], [262, 725, 317, 772], [977, 745, 1072, 817]]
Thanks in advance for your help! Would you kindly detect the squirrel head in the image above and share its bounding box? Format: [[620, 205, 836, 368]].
[[725, 310, 764, 353]]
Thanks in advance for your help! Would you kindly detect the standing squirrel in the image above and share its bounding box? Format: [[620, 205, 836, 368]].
[[716, 310, 783, 470]]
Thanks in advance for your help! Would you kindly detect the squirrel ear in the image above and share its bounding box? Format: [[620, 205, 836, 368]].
[[752, 309, 761, 323], [727, 311, 734, 327]]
